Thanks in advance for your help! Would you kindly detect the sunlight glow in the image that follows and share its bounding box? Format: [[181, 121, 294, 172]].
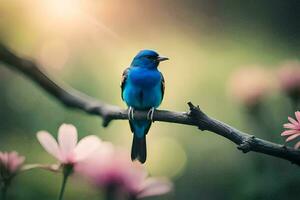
[[42, 0, 82, 22], [31, 0, 119, 40]]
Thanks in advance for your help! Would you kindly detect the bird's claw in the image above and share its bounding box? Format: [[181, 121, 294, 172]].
[[147, 107, 155, 122], [128, 106, 135, 120]]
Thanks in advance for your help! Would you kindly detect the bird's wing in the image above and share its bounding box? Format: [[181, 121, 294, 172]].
[[161, 72, 165, 101], [121, 67, 130, 100]]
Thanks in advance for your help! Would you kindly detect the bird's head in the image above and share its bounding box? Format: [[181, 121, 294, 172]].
[[131, 50, 169, 69]]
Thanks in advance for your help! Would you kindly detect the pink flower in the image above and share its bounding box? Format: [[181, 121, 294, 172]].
[[76, 146, 172, 199], [228, 67, 274, 107], [37, 124, 102, 165], [0, 151, 25, 179], [277, 61, 300, 95], [281, 111, 300, 149]]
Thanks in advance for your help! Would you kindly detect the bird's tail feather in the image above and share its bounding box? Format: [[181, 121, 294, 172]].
[[131, 134, 147, 163], [129, 120, 151, 163]]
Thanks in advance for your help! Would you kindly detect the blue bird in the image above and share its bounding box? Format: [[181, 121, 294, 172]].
[[121, 50, 168, 163]]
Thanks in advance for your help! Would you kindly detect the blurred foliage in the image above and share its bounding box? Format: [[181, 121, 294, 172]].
[[0, 0, 300, 199]]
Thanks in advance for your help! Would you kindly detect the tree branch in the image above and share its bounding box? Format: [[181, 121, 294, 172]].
[[1, 43, 300, 165]]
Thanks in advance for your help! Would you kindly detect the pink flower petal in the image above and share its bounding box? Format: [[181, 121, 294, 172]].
[[8, 152, 25, 172], [294, 141, 300, 149], [58, 124, 78, 158], [37, 131, 62, 161], [137, 178, 173, 198], [75, 145, 173, 199], [288, 117, 299, 125], [0, 151, 25, 173], [74, 135, 102, 161], [281, 130, 299, 136], [123, 162, 148, 192], [295, 111, 300, 123], [283, 123, 297, 129], [286, 133, 300, 142]]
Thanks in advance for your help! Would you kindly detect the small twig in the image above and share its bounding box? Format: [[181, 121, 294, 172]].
[[1, 43, 300, 166], [21, 164, 60, 172]]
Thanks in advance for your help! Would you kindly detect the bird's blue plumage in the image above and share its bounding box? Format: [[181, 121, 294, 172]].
[[121, 50, 167, 163], [123, 67, 163, 110]]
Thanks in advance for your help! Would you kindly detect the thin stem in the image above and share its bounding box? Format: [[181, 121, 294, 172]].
[[1, 184, 7, 200], [105, 185, 117, 200], [58, 165, 73, 200], [129, 196, 137, 200], [58, 174, 68, 200]]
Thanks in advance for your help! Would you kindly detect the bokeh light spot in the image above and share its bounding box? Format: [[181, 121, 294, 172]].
[[147, 137, 187, 178]]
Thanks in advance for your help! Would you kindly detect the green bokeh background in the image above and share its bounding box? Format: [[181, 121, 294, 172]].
[[0, 0, 300, 199]]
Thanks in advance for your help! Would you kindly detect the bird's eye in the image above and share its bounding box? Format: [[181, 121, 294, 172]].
[[146, 55, 157, 60]]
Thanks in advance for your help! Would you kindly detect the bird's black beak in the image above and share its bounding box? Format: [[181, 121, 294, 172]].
[[156, 56, 169, 62]]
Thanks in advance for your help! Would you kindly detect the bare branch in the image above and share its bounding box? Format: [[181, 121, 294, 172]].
[[1, 43, 300, 165]]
